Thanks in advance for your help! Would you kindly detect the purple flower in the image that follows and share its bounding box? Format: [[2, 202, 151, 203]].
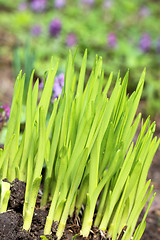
[[0, 104, 10, 120], [49, 18, 62, 37], [53, 84, 63, 98], [81, 0, 94, 6], [66, 33, 77, 47], [54, 73, 64, 88], [30, 0, 47, 12], [52, 73, 64, 100], [31, 25, 42, 36], [39, 80, 44, 89], [54, 0, 66, 8], [108, 33, 117, 48], [139, 6, 150, 18], [103, 0, 112, 9], [139, 33, 151, 52], [18, 2, 27, 11], [57, 73, 64, 87]]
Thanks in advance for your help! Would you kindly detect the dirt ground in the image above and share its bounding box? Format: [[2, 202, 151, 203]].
[[0, 179, 126, 240], [141, 116, 160, 240], [141, 141, 160, 240]]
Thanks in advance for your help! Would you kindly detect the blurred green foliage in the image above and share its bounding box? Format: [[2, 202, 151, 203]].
[[0, 0, 160, 116], [13, 42, 35, 103]]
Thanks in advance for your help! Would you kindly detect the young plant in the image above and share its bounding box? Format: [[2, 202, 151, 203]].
[[0, 180, 10, 213], [0, 50, 159, 240]]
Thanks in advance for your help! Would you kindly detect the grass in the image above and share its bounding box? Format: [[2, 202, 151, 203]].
[[0, 50, 159, 240]]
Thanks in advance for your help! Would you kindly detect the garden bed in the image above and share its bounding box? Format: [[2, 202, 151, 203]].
[[1, 178, 160, 240], [0, 178, 127, 240]]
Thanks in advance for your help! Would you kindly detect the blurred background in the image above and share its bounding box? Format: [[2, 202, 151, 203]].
[[0, 0, 160, 239], [1, 0, 160, 116]]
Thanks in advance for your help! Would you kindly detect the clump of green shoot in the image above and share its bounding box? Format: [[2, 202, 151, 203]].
[[0, 50, 159, 240]]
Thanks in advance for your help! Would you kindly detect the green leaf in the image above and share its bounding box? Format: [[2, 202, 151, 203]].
[[0, 181, 10, 213]]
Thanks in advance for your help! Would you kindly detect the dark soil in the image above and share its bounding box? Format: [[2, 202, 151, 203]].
[[0, 178, 119, 240], [1, 178, 159, 240], [141, 210, 160, 239], [3, 178, 26, 212]]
